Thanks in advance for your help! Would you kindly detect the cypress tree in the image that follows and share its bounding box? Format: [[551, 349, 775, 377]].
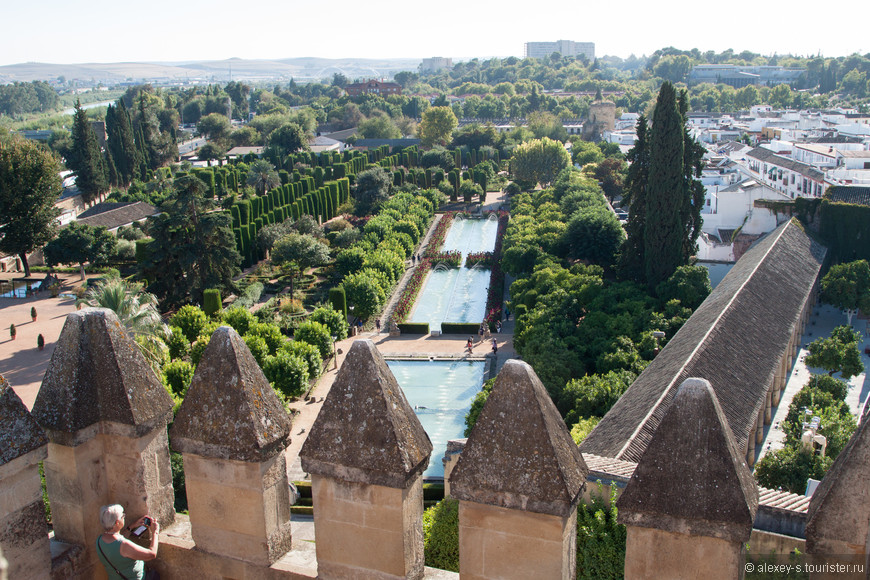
[[105, 100, 139, 187], [644, 82, 685, 289], [69, 101, 108, 204], [623, 82, 705, 291], [619, 114, 650, 281]]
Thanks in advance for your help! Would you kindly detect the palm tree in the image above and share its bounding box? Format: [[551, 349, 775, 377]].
[[77, 277, 168, 370], [246, 159, 280, 195]]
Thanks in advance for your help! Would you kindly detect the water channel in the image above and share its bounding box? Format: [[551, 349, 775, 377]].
[[409, 215, 499, 330]]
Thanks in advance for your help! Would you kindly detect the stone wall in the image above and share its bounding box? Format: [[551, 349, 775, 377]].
[[2, 310, 869, 579]]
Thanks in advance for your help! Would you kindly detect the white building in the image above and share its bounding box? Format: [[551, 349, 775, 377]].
[[745, 147, 827, 198], [524, 40, 594, 60]]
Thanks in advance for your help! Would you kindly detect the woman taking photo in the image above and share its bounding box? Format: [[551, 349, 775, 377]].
[[96, 504, 160, 580]]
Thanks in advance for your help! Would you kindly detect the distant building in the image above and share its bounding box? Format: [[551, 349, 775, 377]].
[[524, 40, 594, 61], [420, 57, 452, 73], [345, 80, 402, 97], [688, 65, 804, 88]]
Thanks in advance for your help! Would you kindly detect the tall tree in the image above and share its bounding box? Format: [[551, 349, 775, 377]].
[[820, 260, 870, 326], [246, 159, 280, 196], [644, 82, 684, 289], [621, 84, 704, 289], [509, 137, 570, 188], [105, 100, 139, 188], [419, 106, 458, 147], [43, 222, 116, 280], [0, 136, 62, 277], [68, 101, 108, 204], [141, 175, 241, 307]]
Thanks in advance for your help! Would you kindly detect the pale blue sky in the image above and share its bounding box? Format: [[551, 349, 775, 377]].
[[1, 0, 866, 66]]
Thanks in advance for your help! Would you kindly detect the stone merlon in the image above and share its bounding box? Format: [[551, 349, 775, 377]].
[[300, 339, 432, 488], [805, 404, 870, 551], [449, 359, 588, 517], [170, 326, 292, 462], [0, 375, 47, 465], [617, 378, 758, 543], [31, 309, 173, 445]]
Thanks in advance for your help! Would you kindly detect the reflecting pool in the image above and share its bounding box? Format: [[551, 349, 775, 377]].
[[386, 359, 485, 479]]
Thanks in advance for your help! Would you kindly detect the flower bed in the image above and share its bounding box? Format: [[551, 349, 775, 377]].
[[392, 258, 432, 323], [422, 213, 455, 258], [427, 250, 462, 268], [464, 252, 493, 269], [484, 212, 509, 329]]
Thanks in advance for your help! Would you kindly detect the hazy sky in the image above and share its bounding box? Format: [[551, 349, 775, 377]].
[[2, 0, 866, 66]]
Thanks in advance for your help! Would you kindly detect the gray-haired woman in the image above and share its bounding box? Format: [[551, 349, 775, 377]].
[[96, 504, 160, 580]]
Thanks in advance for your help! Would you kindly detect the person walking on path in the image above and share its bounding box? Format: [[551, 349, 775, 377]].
[[375, 319, 381, 333], [466, 337, 474, 354], [491, 338, 498, 355]]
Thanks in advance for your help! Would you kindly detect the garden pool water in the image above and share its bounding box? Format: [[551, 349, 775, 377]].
[[386, 359, 486, 479], [409, 216, 499, 330]]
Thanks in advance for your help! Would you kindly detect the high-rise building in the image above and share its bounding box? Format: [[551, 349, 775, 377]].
[[524, 40, 595, 61], [420, 57, 453, 73]]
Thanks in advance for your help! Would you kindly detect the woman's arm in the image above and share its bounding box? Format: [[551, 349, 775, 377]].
[[119, 520, 160, 561]]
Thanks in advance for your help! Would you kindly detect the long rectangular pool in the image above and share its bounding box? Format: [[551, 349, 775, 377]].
[[409, 216, 499, 330], [386, 359, 486, 479]]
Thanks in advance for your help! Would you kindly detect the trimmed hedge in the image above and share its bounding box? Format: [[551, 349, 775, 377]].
[[440, 323, 482, 335], [397, 322, 430, 335]]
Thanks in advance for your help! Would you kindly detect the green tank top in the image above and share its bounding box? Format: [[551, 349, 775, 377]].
[[96, 536, 145, 580]]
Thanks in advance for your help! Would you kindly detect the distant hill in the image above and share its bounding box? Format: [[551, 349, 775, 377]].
[[0, 57, 422, 84]]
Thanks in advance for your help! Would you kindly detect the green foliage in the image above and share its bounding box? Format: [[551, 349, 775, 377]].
[[43, 222, 117, 277], [282, 340, 322, 381], [419, 106, 458, 148], [166, 326, 190, 360], [247, 321, 286, 355], [203, 289, 222, 317], [820, 259, 870, 323], [564, 207, 624, 266], [0, 136, 62, 276], [342, 270, 387, 321], [294, 320, 333, 359], [309, 306, 348, 340], [754, 446, 832, 494], [141, 175, 241, 308], [353, 166, 393, 215], [163, 360, 194, 398], [820, 197, 870, 263], [170, 452, 187, 512], [570, 417, 601, 444], [576, 491, 626, 580], [263, 351, 309, 400], [804, 325, 864, 379], [510, 137, 570, 188], [221, 305, 256, 335], [805, 374, 849, 401], [422, 498, 459, 572], [328, 286, 348, 320], [559, 370, 636, 426], [655, 265, 712, 310], [68, 101, 108, 203], [240, 334, 267, 366], [171, 305, 208, 342], [464, 377, 495, 436]]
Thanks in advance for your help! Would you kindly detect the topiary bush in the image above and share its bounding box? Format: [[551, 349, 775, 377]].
[[422, 498, 459, 572], [171, 305, 208, 342], [243, 334, 269, 367], [283, 340, 323, 381], [309, 305, 348, 340], [166, 326, 190, 360], [294, 320, 333, 360], [221, 306, 256, 335], [247, 321, 286, 355], [263, 351, 309, 400], [203, 289, 222, 317], [163, 360, 195, 398]]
